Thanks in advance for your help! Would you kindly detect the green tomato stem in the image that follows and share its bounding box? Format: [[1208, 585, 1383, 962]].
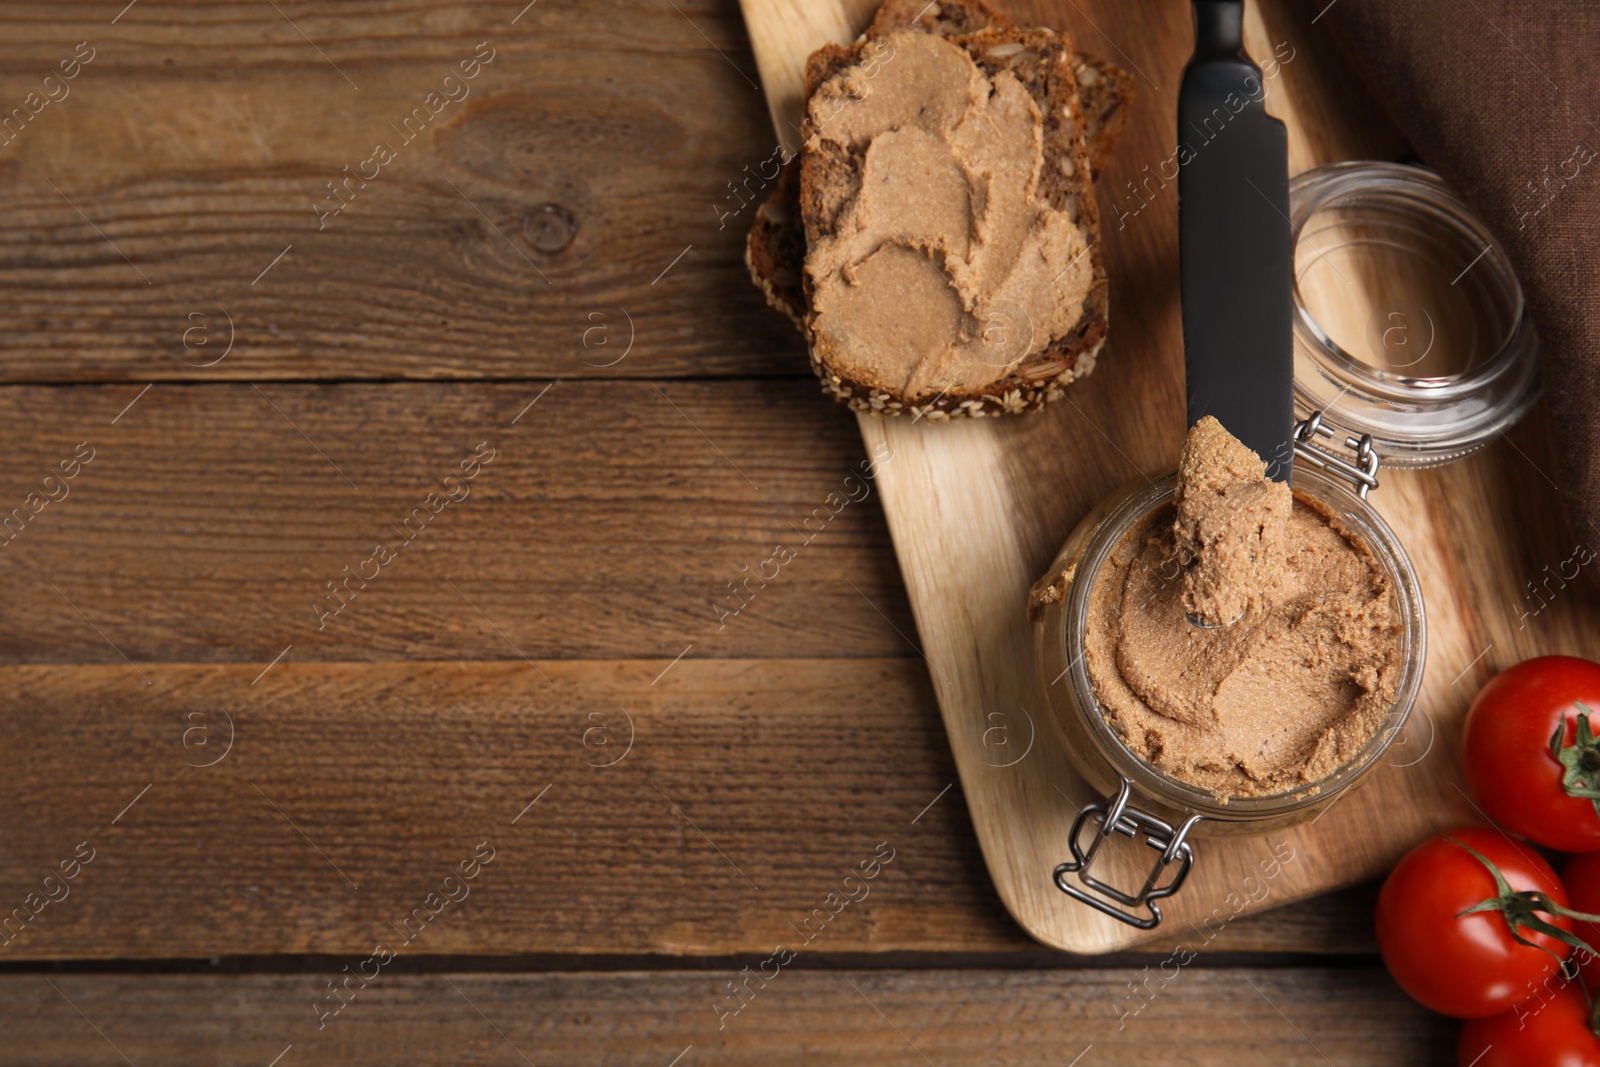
[[1551, 704, 1600, 822], [1448, 838, 1600, 984]]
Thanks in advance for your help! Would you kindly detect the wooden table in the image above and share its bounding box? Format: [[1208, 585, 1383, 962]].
[[0, 0, 1518, 1061]]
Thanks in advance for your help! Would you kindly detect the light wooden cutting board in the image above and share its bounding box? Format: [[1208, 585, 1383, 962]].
[[738, 0, 1596, 951]]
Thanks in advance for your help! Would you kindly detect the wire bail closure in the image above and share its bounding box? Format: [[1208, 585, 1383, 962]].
[[1292, 410, 1380, 499], [1053, 776, 1204, 930]]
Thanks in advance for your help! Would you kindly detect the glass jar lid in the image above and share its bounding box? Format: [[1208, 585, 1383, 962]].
[[1290, 162, 1540, 469]]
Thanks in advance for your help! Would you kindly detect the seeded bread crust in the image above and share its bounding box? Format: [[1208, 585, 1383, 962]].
[[1075, 54, 1135, 166], [746, 0, 1133, 418]]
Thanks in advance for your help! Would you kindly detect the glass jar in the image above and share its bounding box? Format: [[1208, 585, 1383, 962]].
[[1032, 162, 1540, 929]]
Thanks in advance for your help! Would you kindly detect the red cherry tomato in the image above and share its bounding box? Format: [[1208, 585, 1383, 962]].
[[1458, 983, 1600, 1067], [1566, 851, 1600, 995], [1462, 656, 1600, 853], [1377, 828, 1574, 1018]]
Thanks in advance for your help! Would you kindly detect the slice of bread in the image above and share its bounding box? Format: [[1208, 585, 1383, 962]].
[[747, 0, 1134, 418]]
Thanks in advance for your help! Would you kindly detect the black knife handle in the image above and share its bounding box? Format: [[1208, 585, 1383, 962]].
[[1192, 0, 1244, 58]]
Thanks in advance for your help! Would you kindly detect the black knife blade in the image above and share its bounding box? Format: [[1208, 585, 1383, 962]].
[[1178, 0, 1293, 480]]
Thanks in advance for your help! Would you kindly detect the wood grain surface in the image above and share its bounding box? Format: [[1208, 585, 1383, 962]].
[[0, 379, 914, 663], [0, 968, 1453, 1066], [0, 0, 808, 383], [737, 0, 1594, 954]]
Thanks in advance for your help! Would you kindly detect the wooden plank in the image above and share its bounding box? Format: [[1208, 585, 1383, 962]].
[[0, 658, 1377, 961], [0, 968, 1452, 1065], [0, 379, 917, 663], [0, 0, 807, 382], [738, 0, 1590, 953], [0, 658, 1000, 960]]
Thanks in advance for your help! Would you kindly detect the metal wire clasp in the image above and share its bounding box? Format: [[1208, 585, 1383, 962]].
[[1053, 777, 1203, 930], [1292, 410, 1380, 499]]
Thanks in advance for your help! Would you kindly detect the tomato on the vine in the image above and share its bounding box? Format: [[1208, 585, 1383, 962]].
[[1377, 829, 1578, 1017], [1462, 655, 1600, 853], [1458, 983, 1600, 1067]]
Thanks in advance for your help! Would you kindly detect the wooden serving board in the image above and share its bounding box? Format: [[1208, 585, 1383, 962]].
[[738, 0, 1598, 951]]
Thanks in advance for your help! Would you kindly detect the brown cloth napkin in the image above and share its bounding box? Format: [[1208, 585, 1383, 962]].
[[1309, 0, 1600, 539]]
